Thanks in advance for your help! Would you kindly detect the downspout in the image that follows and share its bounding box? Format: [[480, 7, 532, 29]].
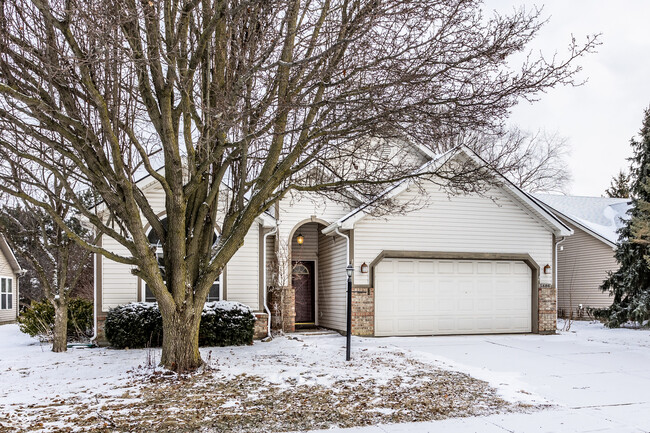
[[554, 236, 566, 291], [263, 225, 278, 339], [334, 226, 350, 266], [91, 251, 98, 343]]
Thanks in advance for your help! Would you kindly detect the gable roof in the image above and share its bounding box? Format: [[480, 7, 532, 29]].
[[0, 235, 22, 273], [323, 146, 573, 237], [533, 194, 632, 247]]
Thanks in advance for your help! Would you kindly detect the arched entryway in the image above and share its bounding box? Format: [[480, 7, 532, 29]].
[[288, 221, 348, 331]]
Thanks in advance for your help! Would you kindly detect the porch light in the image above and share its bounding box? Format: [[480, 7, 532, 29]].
[[543, 264, 551, 274], [296, 233, 304, 245], [360, 262, 369, 274]]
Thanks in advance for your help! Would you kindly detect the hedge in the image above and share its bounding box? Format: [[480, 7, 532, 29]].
[[104, 301, 255, 349], [18, 298, 94, 341]]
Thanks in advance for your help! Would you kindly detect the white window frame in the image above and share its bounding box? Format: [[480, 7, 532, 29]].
[[142, 220, 223, 303], [0, 276, 14, 310], [142, 273, 223, 303]]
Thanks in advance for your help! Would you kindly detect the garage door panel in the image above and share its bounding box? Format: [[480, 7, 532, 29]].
[[375, 259, 532, 336]]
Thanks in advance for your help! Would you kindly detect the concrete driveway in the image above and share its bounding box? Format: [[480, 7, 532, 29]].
[[308, 321, 650, 433]]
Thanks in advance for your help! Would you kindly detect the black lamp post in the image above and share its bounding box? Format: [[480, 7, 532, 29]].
[[346, 263, 353, 361]]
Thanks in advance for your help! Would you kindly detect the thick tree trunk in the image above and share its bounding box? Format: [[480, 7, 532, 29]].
[[52, 302, 68, 353], [160, 307, 203, 372]]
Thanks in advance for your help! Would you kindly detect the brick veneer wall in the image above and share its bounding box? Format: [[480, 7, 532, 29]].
[[538, 283, 557, 334], [253, 312, 269, 339], [95, 314, 108, 346], [348, 284, 555, 336], [282, 285, 295, 333], [351, 287, 374, 336]]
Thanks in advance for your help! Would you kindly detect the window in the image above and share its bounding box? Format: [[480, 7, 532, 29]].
[[143, 218, 221, 303], [1, 277, 13, 310], [143, 276, 221, 303]]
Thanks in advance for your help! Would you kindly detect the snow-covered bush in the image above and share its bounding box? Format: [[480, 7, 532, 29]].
[[199, 301, 256, 347], [18, 298, 93, 342], [104, 302, 163, 349], [105, 301, 255, 349]]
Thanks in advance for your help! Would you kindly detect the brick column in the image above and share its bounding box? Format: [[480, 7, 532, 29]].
[[95, 314, 109, 346], [538, 283, 557, 334], [282, 285, 295, 333], [351, 287, 374, 336], [253, 312, 269, 339]]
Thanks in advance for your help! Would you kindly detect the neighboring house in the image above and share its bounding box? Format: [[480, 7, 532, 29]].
[[0, 235, 21, 324], [94, 145, 572, 342], [534, 194, 631, 318]]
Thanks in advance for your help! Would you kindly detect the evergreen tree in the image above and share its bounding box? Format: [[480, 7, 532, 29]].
[[604, 169, 631, 198], [596, 108, 650, 327]]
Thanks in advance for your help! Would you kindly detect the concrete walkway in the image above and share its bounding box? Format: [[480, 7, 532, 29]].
[[306, 321, 650, 432]]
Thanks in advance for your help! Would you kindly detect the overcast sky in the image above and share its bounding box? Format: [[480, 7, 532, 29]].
[[482, 0, 650, 196]]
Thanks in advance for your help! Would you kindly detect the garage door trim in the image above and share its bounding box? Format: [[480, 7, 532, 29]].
[[361, 251, 540, 334]]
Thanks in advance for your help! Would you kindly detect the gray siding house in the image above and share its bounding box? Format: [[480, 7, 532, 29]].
[[534, 194, 631, 318]]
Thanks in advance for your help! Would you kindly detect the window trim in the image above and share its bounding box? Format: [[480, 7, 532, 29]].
[[0, 276, 14, 310], [141, 219, 223, 303], [141, 274, 223, 303]]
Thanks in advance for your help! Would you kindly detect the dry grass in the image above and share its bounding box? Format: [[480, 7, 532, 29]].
[[3, 348, 537, 433]]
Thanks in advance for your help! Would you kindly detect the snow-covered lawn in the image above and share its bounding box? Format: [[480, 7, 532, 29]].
[[316, 320, 650, 433], [3, 321, 649, 432], [0, 325, 529, 432]]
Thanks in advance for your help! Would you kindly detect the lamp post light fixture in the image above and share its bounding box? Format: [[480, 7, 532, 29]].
[[345, 263, 353, 361]]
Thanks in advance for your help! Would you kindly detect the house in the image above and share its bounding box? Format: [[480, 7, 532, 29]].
[[0, 235, 21, 324], [534, 194, 631, 318], [94, 145, 573, 342]]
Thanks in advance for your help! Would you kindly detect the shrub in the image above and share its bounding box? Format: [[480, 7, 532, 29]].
[[18, 298, 94, 341], [104, 301, 255, 349], [199, 301, 256, 347]]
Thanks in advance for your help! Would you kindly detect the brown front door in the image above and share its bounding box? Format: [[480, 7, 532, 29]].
[[292, 261, 315, 324]]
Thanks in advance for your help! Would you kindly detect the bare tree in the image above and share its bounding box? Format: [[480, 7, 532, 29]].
[[0, 0, 598, 371], [0, 178, 94, 352], [460, 128, 572, 194]]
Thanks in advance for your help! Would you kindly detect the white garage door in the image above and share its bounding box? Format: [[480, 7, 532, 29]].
[[375, 259, 532, 336]]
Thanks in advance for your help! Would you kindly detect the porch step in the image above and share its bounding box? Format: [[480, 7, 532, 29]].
[[288, 328, 341, 337]]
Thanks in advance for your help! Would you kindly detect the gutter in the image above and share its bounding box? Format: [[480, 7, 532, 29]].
[[262, 225, 278, 339]]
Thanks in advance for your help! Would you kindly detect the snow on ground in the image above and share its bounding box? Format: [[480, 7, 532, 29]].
[[2, 321, 649, 432], [0, 325, 526, 432], [306, 320, 650, 433]]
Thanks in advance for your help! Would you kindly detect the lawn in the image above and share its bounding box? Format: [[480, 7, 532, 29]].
[[0, 326, 537, 432]]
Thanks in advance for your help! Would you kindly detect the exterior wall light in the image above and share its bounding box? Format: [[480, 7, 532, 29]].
[[296, 233, 304, 245], [543, 264, 551, 274], [360, 262, 369, 274]]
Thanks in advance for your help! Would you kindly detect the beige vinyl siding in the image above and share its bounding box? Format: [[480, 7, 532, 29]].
[[292, 223, 319, 260], [265, 233, 276, 288], [100, 180, 165, 311], [0, 249, 18, 321], [277, 191, 351, 286], [317, 230, 348, 331], [556, 218, 615, 313], [100, 179, 263, 311], [353, 181, 554, 286], [226, 223, 260, 310], [102, 236, 138, 311]]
